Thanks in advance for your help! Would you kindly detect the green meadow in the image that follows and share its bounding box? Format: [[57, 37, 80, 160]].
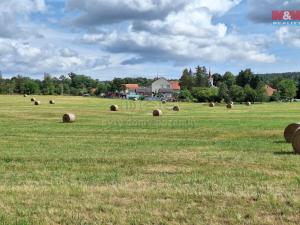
[[0, 95, 300, 225]]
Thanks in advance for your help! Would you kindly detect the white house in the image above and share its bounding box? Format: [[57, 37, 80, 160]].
[[151, 78, 171, 93]]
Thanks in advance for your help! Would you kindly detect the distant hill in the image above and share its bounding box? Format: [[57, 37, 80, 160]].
[[256, 72, 300, 82]]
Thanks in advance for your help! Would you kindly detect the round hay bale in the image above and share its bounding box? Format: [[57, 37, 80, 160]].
[[162, 100, 167, 104], [229, 101, 234, 105], [153, 109, 162, 117], [31, 97, 36, 102], [133, 97, 138, 101], [62, 113, 76, 123], [284, 123, 300, 143], [246, 102, 251, 106], [227, 103, 233, 109], [209, 102, 215, 107], [24, 94, 27, 97], [34, 101, 41, 105], [292, 128, 300, 154], [49, 100, 55, 104], [173, 106, 180, 111], [110, 105, 119, 111]]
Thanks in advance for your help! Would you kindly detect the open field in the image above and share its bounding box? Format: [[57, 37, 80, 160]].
[[0, 95, 300, 224]]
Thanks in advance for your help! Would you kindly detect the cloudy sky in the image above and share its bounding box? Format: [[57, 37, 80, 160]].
[[0, 0, 299, 79]]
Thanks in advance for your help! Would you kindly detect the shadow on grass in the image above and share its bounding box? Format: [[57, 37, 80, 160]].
[[273, 151, 295, 155]]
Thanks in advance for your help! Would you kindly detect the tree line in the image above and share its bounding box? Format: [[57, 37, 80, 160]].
[[0, 68, 298, 103], [0, 72, 153, 96], [178, 67, 298, 103]]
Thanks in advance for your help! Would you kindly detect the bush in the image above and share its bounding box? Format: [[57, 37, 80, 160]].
[[192, 87, 219, 102]]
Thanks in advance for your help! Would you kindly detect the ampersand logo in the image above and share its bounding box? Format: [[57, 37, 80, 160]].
[[283, 11, 292, 20]]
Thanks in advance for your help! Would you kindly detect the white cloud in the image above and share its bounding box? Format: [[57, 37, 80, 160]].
[[0, 39, 110, 75], [0, 0, 46, 38], [276, 27, 300, 48], [76, 0, 275, 65]]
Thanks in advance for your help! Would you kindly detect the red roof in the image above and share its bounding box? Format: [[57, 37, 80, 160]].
[[169, 81, 180, 90], [265, 85, 277, 97], [124, 84, 139, 89]]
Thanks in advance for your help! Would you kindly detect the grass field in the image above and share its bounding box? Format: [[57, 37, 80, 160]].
[[0, 95, 300, 225]]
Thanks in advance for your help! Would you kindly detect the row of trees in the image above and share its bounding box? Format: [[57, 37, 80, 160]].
[[0, 68, 298, 103], [179, 67, 298, 103], [0, 73, 153, 96]]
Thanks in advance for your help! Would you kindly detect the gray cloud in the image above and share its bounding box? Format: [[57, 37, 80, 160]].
[[0, 0, 46, 38], [66, 0, 186, 26]]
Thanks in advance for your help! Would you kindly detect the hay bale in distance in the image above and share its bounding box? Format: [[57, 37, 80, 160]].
[[110, 105, 119, 111], [24, 94, 27, 97], [292, 128, 300, 154], [173, 106, 180, 111], [162, 100, 167, 104], [31, 97, 36, 102], [49, 100, 55, 104], [227, 103, 233, 109], [284, 123, 300, 143], [153, 109, 162, 117], [34, 101, 41, 105], [63, 113, 76, 123], [133, 98, 138, 101], [246, 102, 251, 106], [209, 102, 215, 107]]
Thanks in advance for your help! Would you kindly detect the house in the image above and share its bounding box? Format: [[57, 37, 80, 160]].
[[265, 85, 277, 97], [122, 78, 180, 100], [169, 81, 181, 91], [151, 78, 180, 99], [123, 84, 139, 94], [136, 87, 152, 97]]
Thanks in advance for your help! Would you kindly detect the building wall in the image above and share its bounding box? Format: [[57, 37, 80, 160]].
[[151, 78, 171, 93]]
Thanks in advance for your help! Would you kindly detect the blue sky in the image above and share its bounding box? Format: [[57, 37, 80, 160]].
[[0, 0, 300, 80]]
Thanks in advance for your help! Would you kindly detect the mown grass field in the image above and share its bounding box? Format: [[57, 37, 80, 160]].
[[0, 95, 300, 225]]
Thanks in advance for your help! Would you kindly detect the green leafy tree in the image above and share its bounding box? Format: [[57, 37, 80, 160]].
[[195, 66, 208, 87], [218, 82, 230, 102], [255, 82, 269, 102], [223, 71, 235, 88], [178, 89, 193, 102], [192, 87, 219, 102], [278, 79, 297, 101], [179, 69, 194, 90], [236, 69, 254, 87], [244, 85, 257, 103], [229, 85, 245, 103]]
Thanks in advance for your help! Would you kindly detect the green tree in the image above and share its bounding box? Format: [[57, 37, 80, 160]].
[[42, 74, 55, 95], [195, 66, 208, 87], [218, 82, 229, 102], [178, 89, 193, 101], [223, 71, 235, 88], [229, 85, 245, 103], [192, 87, 219, 102], [255, 82, 269, 102], [244, 85, 257, 103], [236, 69, 254, 87], [278, 79, 297, 101], [179, 69, 194, 90]]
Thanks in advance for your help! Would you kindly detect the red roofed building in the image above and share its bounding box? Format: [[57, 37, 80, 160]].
[[169, 81, 181, 91], [123, 84, 139, 93], [265, 85, 277, 97]]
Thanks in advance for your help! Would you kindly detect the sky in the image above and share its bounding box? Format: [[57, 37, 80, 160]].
[[0, 0, 300, 80]]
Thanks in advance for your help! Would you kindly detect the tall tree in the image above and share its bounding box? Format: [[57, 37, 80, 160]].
[[195, 66, 208, 87], [179, 68, 194, 90], [278, 79, 297, 101], [223, 71, 235, 88]]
